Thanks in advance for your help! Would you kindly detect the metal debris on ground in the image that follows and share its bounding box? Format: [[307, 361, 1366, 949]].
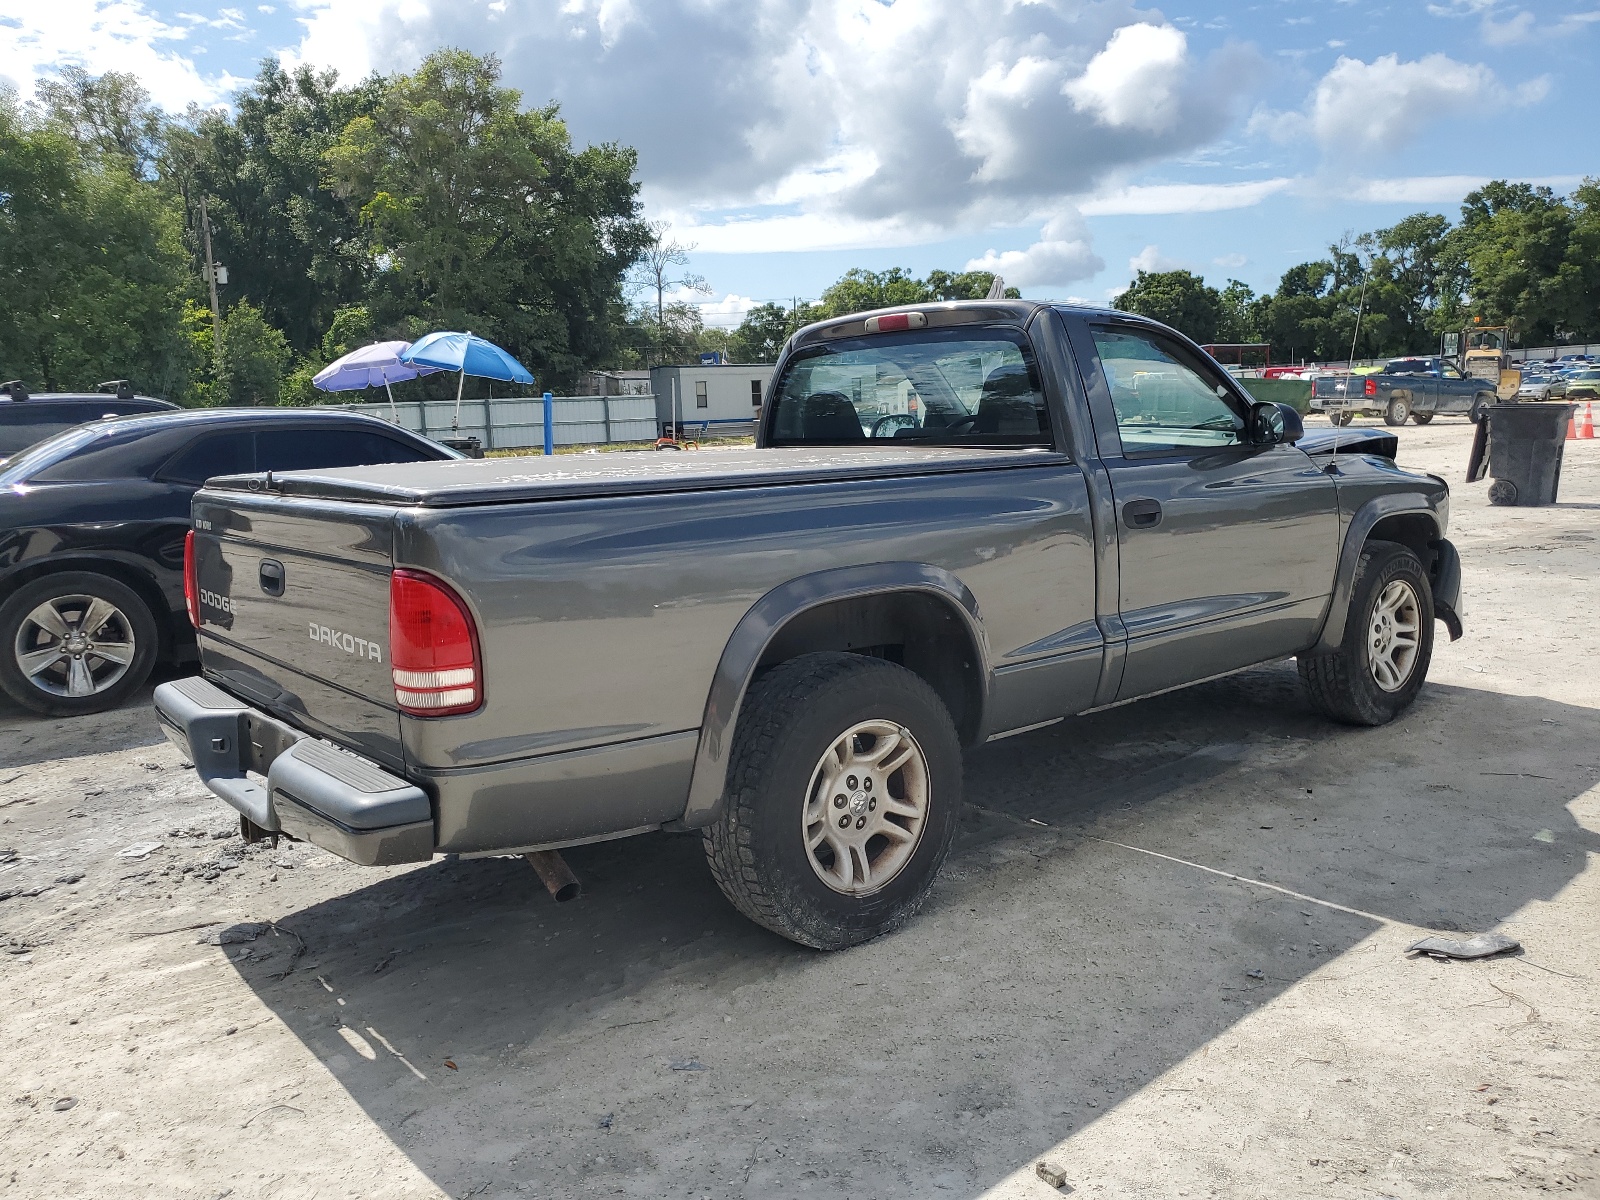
[[53, 1097, 77, 1111], [199, 922, 270, 946], [669, 1059, 708, 1071], [598, 1113, 614, 1130], [1245, 968, 1265, 979], [1406, 933, 1520, 961], [1036, 1160, 1071, 1189]]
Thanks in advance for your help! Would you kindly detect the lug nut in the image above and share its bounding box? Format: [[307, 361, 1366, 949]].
[[855, 816, 867, 830], [863, 778, 872, 792], [838, 815, 850, 829], [834, 794, 847, 808], [846, 775, 858, 789], [868, 798, 876, 811]]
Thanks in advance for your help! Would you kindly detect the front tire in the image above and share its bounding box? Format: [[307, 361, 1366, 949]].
[[702, 652, 963, 949], [1411, 411, 1434, 425], [1328, 411, 1354, 427], [1298, 542, 1433, 726], [1384, 396, 1411, 426], [1469, 393, 1493, 423], [0, 572, 159, 716]]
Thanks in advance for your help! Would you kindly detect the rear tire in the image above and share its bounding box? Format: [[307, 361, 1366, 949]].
[[0, 572, 159, 716], [1384, 396, 1410, 426], [702, 652, 963, 949], [1298, 542, 1433, 726], [1411, 411, 1434, 425], [1488, 479, 1518, 506], [1469, 393, 1494, 423], [1328, 411, 1354, 427]]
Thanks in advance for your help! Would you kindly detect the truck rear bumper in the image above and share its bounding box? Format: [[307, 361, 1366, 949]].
[[152, 676, 434, 866]]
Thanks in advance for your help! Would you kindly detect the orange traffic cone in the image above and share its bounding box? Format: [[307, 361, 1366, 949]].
[[1570, 411, 1580, 439], [1583, 403, 1596, 439]]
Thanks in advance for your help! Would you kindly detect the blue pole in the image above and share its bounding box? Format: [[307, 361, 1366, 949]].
[[543, 391, 554, 456]]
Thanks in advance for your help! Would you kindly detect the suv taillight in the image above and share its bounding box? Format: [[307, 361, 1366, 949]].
[[1364, 378, 1378, 396], [183, 530, 199, 628], [388, 570, 482, 716]]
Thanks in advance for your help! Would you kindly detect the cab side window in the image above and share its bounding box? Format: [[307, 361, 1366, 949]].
[[1090, 325, 1244, 454]]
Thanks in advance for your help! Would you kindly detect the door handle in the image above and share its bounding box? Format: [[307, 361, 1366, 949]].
[[259, 559, 286, 597], [1123, 499, 1162, 528]]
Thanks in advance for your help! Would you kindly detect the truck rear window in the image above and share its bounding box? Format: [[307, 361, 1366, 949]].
[[767, 328, 1051, 447]]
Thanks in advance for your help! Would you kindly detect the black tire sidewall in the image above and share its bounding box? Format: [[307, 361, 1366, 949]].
[[1339, 545, 1434, 723], [733, 658, 962, 947], [1385, 397, 1409, 425], [0, 572, 159, 715]]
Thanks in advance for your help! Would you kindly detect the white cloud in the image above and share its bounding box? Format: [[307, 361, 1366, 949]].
[[0, 0, 240, 108], [1214, 252, 1248, 269], [1078, 177, 1294, 215], [282, 1, 1254, 241], [964, 213, 1104, 289], [1128, 244, 1182, 274], [1062, 22, 1187, 134], [1255, 52, 1546, 156]]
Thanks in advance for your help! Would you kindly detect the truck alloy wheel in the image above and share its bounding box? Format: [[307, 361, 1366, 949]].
[[1297, 541, 1433, 726], [1366, 580, 1421, 692], [802, 719, 928, 895], [702, 651, 962, 949], [1384, 397, 1410, 426]]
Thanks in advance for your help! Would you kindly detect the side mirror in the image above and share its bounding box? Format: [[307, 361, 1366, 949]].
[[1250, 401, 1303, 445]]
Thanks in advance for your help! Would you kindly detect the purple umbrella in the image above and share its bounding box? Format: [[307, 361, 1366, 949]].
[[313, 341, 441, 420]]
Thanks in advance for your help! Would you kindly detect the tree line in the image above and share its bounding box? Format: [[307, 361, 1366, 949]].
[[1114, 182, 1600, 363], [0, 52, 651, 404], [3, 51, 1595, 403]]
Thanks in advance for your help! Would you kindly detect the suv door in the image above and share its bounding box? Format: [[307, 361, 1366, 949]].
[[1067, 317, 1340, 701]]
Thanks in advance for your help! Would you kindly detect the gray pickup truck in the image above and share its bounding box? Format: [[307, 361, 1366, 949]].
[[155, 302, 1462, 949], [1312, 357, 1497, 426]]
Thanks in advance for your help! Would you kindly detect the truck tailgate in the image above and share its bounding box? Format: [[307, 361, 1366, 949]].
[[192, 493, 403, 770]]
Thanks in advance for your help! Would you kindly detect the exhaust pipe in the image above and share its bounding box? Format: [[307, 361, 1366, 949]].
[[524, 850, 581, 902]]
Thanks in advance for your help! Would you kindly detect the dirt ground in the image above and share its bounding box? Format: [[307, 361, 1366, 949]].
[[2, 419, 1598, 1200]]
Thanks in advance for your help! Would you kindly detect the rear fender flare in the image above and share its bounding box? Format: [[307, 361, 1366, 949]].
[[676, 563, 990, 829], [1311, 494, 1441, 654]]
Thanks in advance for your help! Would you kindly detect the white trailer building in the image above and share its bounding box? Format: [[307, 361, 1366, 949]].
[[650, 363, 773, 439]]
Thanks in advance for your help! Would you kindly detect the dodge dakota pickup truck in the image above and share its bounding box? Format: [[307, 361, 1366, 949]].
[[155, 302, 1462, 949], [1312, 357, 1497, 426]]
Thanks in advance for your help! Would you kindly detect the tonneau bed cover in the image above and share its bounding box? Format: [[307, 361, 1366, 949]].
[[201, 445, 1064, 508]]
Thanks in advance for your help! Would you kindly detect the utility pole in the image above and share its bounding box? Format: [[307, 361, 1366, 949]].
[[198, 195, 223, 366]]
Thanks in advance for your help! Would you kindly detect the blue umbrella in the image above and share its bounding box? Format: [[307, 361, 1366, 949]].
[[313, 340, 441, 421], [400, 331, 535, 429]]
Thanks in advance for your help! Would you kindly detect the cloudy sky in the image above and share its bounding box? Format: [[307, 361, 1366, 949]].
[[2, 0, 1595, 326]]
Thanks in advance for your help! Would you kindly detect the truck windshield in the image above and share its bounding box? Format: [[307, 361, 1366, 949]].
[[767, 327, 1050, 446]]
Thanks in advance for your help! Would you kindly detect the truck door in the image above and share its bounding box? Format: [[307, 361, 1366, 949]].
[[1434, 362, 1479, 412], [1066, 317, 1341, 701]]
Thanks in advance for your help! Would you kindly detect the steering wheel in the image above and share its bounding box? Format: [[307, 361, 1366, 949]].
[[870, 414, 919, 438], [940, 413, 981, 435]]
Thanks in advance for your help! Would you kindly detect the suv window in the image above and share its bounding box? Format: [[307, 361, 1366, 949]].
[[158, 431, 255, 485], [768, 328, 1050, 446], [255, 427, 431, 471], [1090, 325, 1244, 454]]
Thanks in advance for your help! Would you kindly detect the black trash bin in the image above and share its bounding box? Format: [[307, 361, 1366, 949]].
[[1467, 402, 1576, 506], [438, 434, 485, 458]]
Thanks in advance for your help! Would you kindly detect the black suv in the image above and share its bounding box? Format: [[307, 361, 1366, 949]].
[[0, 407, 459, 715], [0, 383, 178, 457]]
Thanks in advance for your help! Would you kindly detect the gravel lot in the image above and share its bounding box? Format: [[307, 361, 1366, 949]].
[[2, 419, 1598, 1200]]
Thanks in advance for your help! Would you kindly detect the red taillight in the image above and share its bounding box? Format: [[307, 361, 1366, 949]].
[[388, 570, 482, 716], [1364, 378, 1378, 396], [183, 530, 199, 628], [863, 312, 927, 334]]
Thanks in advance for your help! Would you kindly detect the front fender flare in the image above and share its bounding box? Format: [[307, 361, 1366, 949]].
[[674, 563, 989, 829], [1311, 493, 1442, 655]]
